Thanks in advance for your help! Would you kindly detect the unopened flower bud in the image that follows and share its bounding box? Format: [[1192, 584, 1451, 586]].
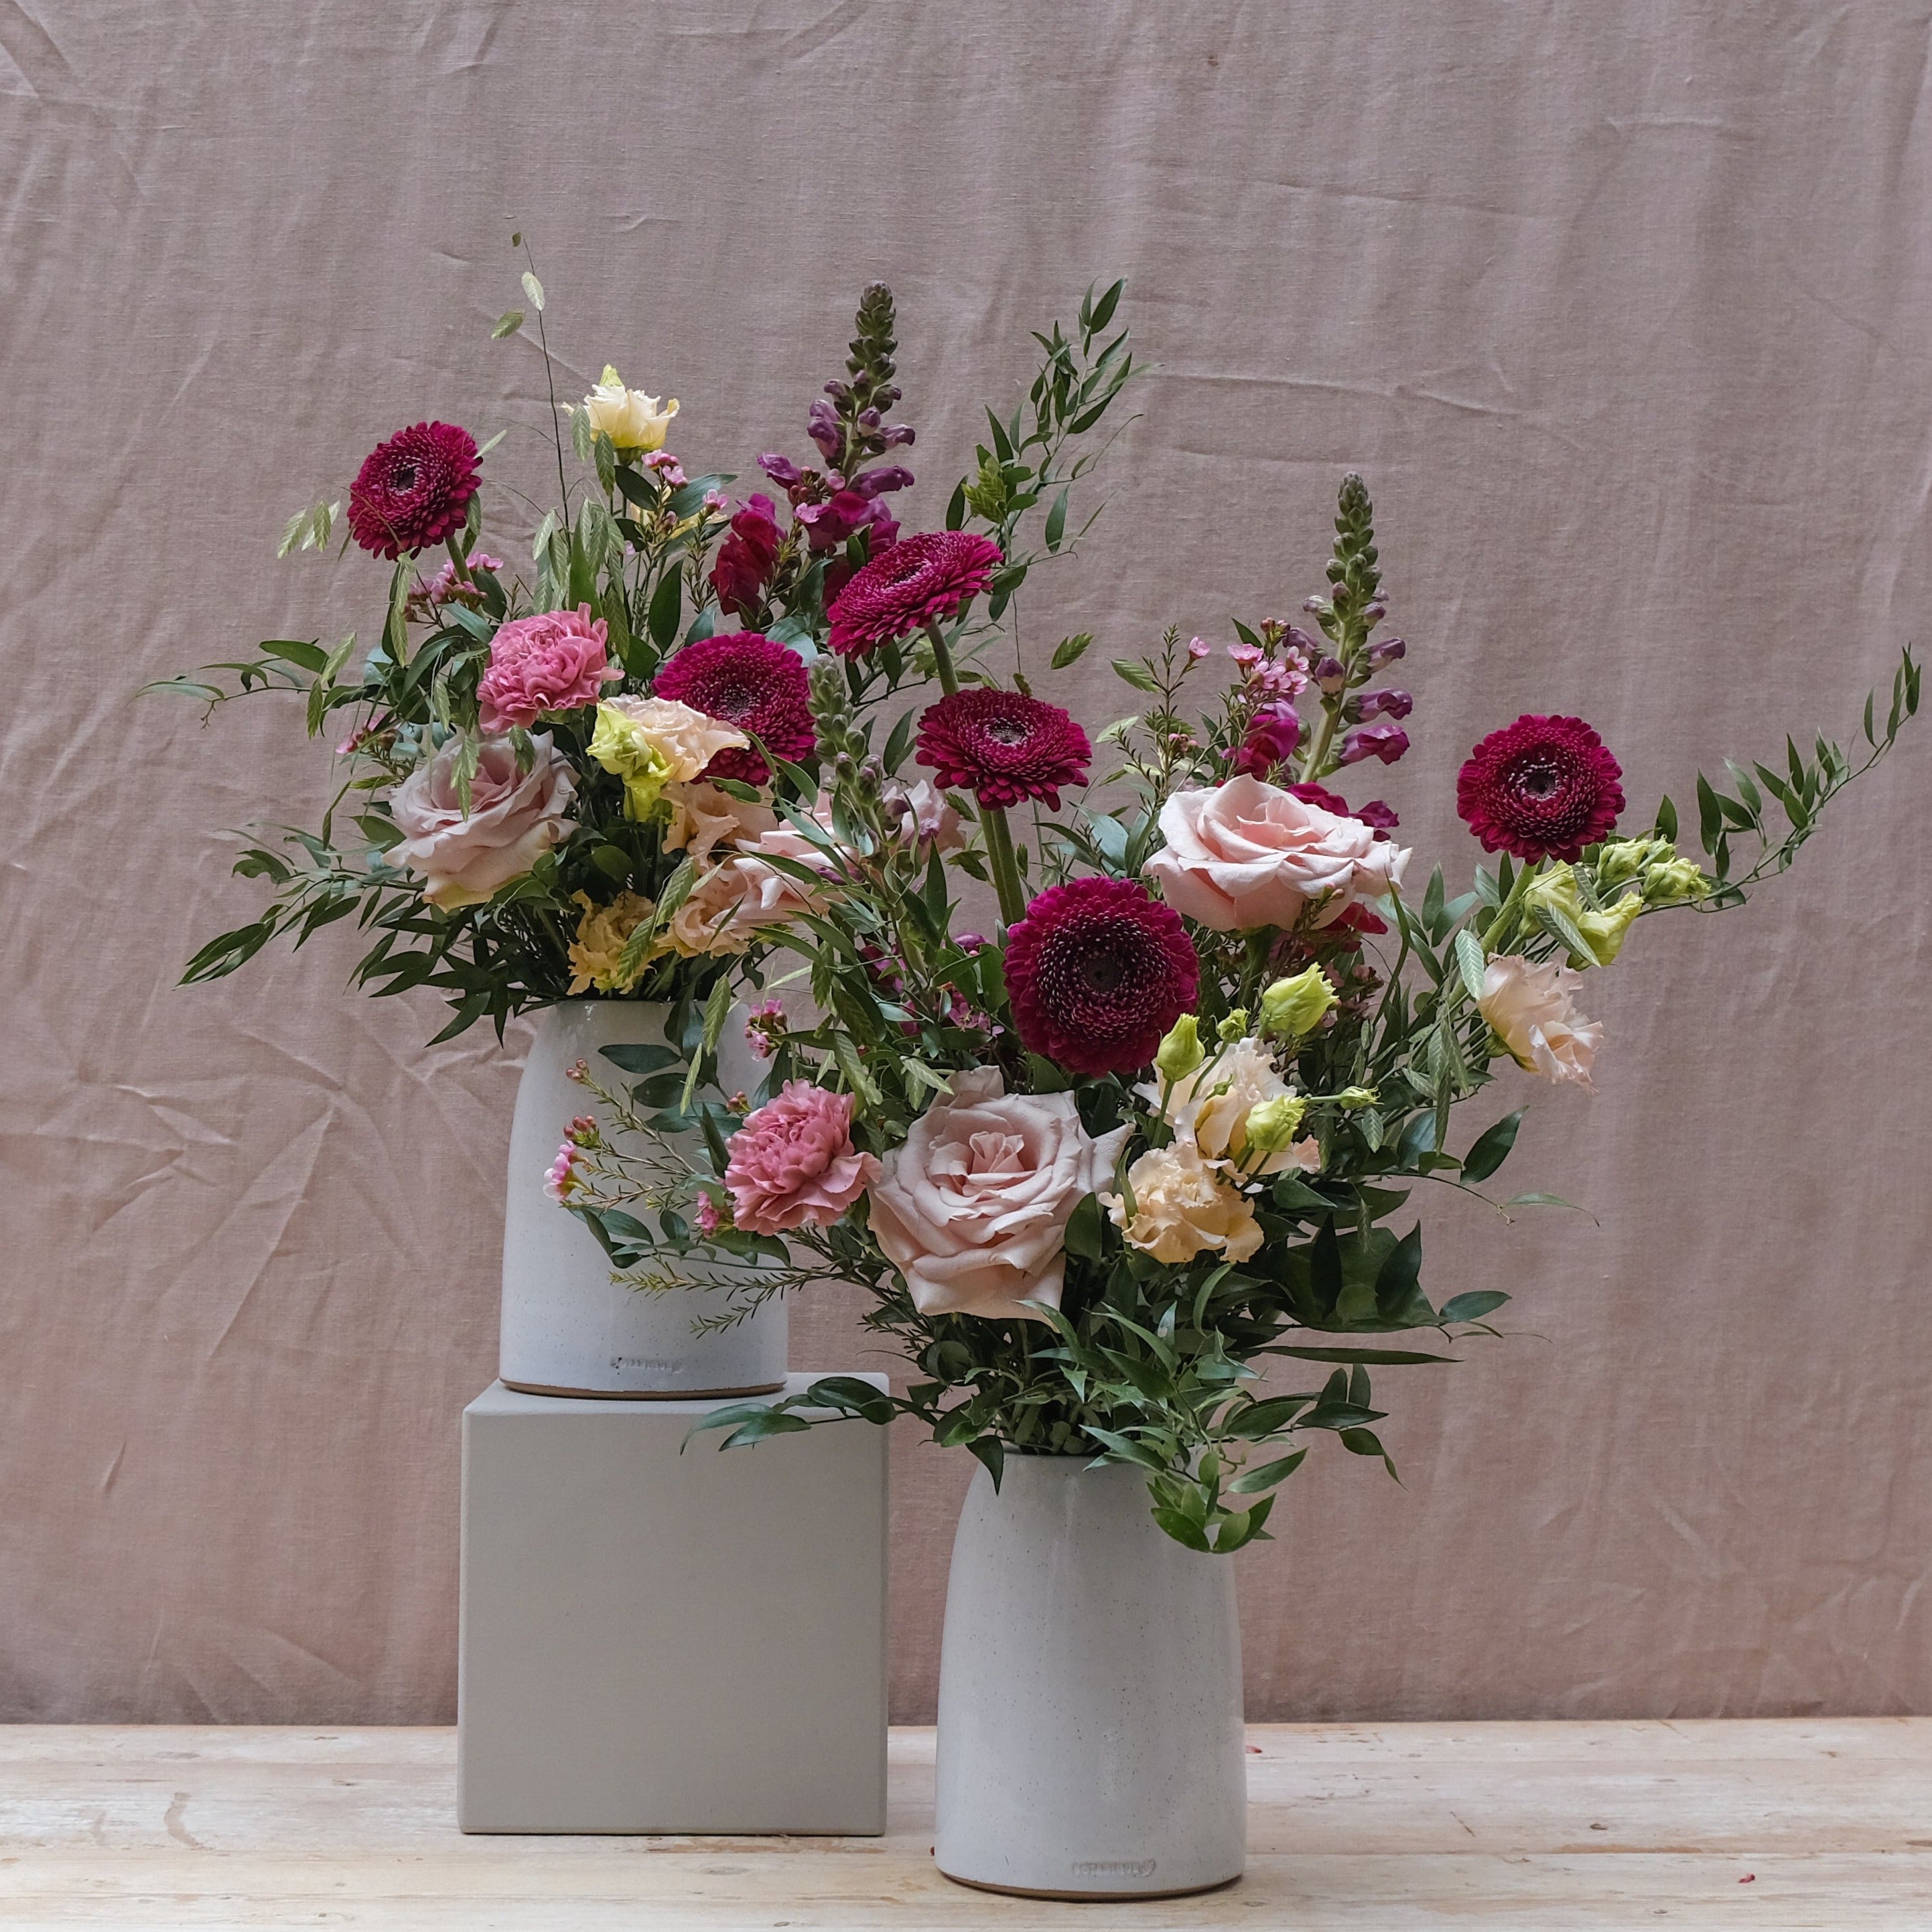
[[1334, 1087, 1378, 1109], [1259, 966, 1336, 1040], [1367, 636, 1407, 669], [1154, 1014, 1205, 1081], [1314, 656, 1348, 693], [1217, 1008, 1249, 1042], [1643, 853, 1710, 904], [1363, 601, 1388, 623], [1243, 1093, 1309, 1154], [1594, 837, 1660, 886]]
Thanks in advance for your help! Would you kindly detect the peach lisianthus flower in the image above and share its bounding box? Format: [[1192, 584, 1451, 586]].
[[588, 696, 748, 819], [389, 732, 575, 910], [866, 1071, 1129, 1320], [1143, 1038, 1320, 1177], [660, 780, 779, 866], [1103, 1142, 1262, 1265], [1477, 954, 1604, 1089], [723, 1082, 878, 1235], [1145, 774, 1409, 932], [665, 823, 837, 957]]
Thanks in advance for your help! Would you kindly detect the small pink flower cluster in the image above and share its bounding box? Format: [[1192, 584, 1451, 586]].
[[407, 551, 505, 620], [744, 998, 786, 1060], [544, 1142, 580, 1202]]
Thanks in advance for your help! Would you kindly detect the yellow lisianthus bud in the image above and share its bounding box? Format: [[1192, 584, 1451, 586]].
[[588, 696, 748, 821], [1523, 862, 1584, 923], [1334, 1086, 1377, 1109], [1643, 853, 1710, 904], [1243, 1093, 1309, 1153], [1154, 1014, 1205, 1081], [566, 890, 657, 993], [1259, 967, 1335, 1040], [1217, 1008, 1249, 1043], [577, 368, 679, 454], [1573, 892, 1643, 967], [1594, 837, 1661, 887]]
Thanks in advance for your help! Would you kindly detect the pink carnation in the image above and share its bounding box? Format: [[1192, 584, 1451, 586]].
[[723, 1082, 880, 1235], [477, 605, 620, 731]]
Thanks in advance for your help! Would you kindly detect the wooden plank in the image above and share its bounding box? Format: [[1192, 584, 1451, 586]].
[[0, 1724, 1927, 1929]]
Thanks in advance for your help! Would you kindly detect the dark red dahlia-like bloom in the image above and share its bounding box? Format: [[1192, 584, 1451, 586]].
[[1456, 713, 1625, 861], [652, 632, 815, 785], [825, 531, 1002, 657], [914, 689, 1091, 809], [347, 421, 481, 560], [709, 494, 783, 619], [1004, 876, 1199, 1078], [1288, 781, 1400, 841]]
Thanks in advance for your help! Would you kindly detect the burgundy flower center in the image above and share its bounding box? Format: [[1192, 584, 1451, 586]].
[[983, 716, 1030, 748], [1037, 919, 1161, 1034], [391, 462, 419, 492], [698, 676, 756, 719], [1510, 756, 1566, 801]]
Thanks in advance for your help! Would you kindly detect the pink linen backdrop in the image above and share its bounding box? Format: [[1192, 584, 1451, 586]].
[[3, 0, 1929, 1724]]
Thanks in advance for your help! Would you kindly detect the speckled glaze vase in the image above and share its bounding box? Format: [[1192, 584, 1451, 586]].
[[933, 1457, 1246, 1900], [498, 999, 786, 1398]]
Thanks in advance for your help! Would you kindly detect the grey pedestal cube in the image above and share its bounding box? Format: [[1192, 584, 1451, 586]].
[[458, 1376, 888, 1834]]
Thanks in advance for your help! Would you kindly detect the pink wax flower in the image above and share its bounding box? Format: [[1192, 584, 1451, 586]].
[[694, 1194, 722, 1235], [477, 605, 620, 731], [723, 1082, 880, 1235], [1186, 635, 1213, 661], [744, 998, 786, 1060], [1227, 641, 1263, 669], [544, 1140, 580, 1203]]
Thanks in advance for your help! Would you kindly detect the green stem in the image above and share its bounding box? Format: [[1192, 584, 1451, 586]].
[[924, 619, 962, 697], [444, 534, 474, 586], [1481, 863, 1535, 951], [980, 805, 1030, 928]]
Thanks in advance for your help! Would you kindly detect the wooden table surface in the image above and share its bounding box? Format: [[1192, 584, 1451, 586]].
[[1, 1721, 1928, 1929]]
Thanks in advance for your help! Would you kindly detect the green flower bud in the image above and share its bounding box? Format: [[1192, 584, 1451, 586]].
[[1259, 967, 1335, 1041], [1217, 1008, 1250, 1043], [1154, 1014, 1205, 1081], [1573, 892, 1643, 967], [1522, 862, 1584, 924], [1334, 1086, 1378, 1109], [1243, 1093, 1309, 1153], [1594, 837, 1661, 887], [1643, 853, 1710, 904]]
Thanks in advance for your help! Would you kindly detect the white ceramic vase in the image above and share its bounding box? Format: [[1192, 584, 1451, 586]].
[[498, 999, 787, 1398], [933, 1457, 1246, 1900]]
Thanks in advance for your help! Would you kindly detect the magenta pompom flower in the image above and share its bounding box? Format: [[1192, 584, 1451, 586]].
[[1457, 713, 1625, 861], [1004, 876, 1200, 1077], [652, 632, 815, 785], [825, 531, 1002, 657], [347, 421, 482, 560], [914, 689, 1091, 809]]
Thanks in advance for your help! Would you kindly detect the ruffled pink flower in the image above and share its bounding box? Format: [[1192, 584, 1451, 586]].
[[825, 531, 1002, 657], [723, 1082, 880, 1235], [478, 606, 620, 731]]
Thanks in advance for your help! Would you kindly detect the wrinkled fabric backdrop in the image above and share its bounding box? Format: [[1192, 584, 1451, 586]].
[[3, 0, 1929, 1726]]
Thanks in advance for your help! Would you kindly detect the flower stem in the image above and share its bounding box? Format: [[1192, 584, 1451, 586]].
[[979, 804, 1030, 928], [1482, 861, 1535, 950], [444, 534, 474, 586], [924, 619, 962, 697]]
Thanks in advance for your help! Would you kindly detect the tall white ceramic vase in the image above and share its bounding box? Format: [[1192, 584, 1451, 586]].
[[498, 999, 787, 1398], [933, 1458, 1246, 1899]]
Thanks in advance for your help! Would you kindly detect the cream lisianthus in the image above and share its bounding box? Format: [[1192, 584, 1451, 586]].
[[1103, 1143, 1262, 1265], [566, 890, 657, 993], [1525, 863, 1643, 967], [575, 367, 679, 453], [659, 779, 778, 865], [588, 697, 748, 820], [1142, 1036, 1317, 1176], [1477, 955, 1604, 1089]]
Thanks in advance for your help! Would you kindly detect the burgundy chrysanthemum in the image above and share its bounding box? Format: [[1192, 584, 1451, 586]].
[[825, 531, 1002, 658], [914, 689, 1091, 810], [1456, 713, 1625, 861], [652, 632, 815, 785], [346, 421, 482, 561], [1004, 876, 1200, 1078]]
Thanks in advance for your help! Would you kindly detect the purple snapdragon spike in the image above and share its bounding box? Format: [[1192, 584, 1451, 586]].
[[1232, 701, 1304, 777], [1340, 722, 1410, 766], [1355, 688, 1413, 721], [878, 422, 915, 449], [1367, 635, 1407, 669], [807, 398, 844, 463], [1284, 624, 1322, 661], [849, 464, 914, 500], [758, 452, 803, 487], [1314, 656, 1348, 693]]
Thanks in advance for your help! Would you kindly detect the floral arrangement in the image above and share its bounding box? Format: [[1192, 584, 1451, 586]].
[[161, 268, 1918, 1553]]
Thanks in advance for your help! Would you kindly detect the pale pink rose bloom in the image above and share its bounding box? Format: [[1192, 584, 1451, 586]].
[[884, 777, 965, 853], [660, 780, 778, 866], [1477, 954, 1604, 1089], [1145, 774, 1409, 932], [390, 732, 575, 909], [665, 823, 837, 957], [724, 1082, 880, 1235], [477, 605, 621, 731], [867, 1070, 1129, 1322]]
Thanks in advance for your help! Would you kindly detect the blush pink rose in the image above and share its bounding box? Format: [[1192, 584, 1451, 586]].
[[389, 732, 575, 908], [723, 1082, 880, 1235], [866, 1070, 1129, 1321], [477, 604, 621, 731], [1144, 774, 1410, 932]]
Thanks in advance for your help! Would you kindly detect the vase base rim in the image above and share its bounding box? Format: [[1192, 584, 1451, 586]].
[[936, 1865, 1243, 1903], [500, 1377, 788, 1401]]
